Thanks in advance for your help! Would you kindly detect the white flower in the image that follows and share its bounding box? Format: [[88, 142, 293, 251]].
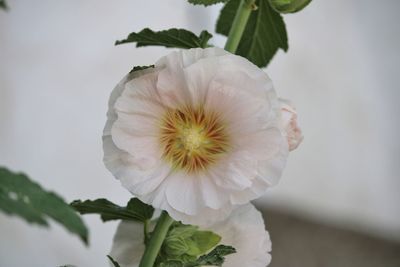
[[103, 47, 289, 224], [109, 204, 271, 267], [279, 99, 303, 151]]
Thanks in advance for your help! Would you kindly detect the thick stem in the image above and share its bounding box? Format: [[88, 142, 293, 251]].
[[139, 211, 174, 267], [224, 0, 256, 54]]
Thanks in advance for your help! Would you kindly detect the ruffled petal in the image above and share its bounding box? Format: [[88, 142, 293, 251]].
[[103, 47, 291, 224], [109, 204, 271, 267]]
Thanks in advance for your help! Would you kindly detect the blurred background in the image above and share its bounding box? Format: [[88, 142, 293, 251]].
[[1, 0, 399, 266]]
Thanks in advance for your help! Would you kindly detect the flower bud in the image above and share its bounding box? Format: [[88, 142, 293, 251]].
[[279, 99, 303, 151]]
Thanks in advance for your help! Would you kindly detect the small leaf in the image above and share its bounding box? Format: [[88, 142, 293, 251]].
[[0, 167, 88, 244], [269, 0, 312, 13], [107, 255, 121, 267], [187, 0, 229, 6], [129, 65, 155, 74], [71, 198, 154, 223], [191, 231, 221, 255], [216, 0, 288, 67], [164, 237, 190, 256], [0, 0, 8, 10], [115, 28, 213, 49], [168, 224, 199, 239]]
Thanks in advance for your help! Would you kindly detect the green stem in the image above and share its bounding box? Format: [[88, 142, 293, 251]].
[[143, 219, 150, 244], [224, 0, 256, 54], [139, 211, 174, 267]]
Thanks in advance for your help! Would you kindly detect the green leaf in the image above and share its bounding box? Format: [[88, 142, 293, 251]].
[[164, 237, 190, 256], [187, 245, 236, 267], [216, 0, 288, 67], [115, 28, 213, 49], [269, 0, 312, 13], [168, 224, 199, 239], [191, 231, 221, 255], [0, 0, 8, 10], [0, 167, 88, 244], [129, 65, 155, 74], [71, 197, 154, 223], [188, 0, 229, 6], [107, 255, 121, 267]]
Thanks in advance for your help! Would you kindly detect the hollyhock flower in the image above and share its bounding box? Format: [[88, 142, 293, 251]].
[[103, 47, 289, 224], [279, 99, 303, 151], [109, 204, 271, 267]]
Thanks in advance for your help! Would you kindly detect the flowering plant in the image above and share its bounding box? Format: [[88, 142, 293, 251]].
[[0, 0, 307, 266]]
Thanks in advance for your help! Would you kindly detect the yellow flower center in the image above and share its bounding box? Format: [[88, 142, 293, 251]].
[[159, 106, 229, 173]]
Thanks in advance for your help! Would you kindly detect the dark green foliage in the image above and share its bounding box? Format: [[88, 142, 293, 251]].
[[0, 167, 88, 244], [71, 197, 154, 223], [0, 0, 8, 10], [216, 0, 288, 67], [129, 65, 155, 74], [115, 28, 213, 49]]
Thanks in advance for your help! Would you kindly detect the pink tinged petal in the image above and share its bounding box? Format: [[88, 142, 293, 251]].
[[111, 126, 160, 169], [234, 128, 286, 161], [155, 47, 228, 107], [123, 163, 172, 197], [279, 98, 303, 151], [210, 152, 255, 191], [103, 136, 152, 184], [104, 68, 161, 135], [138, 181, 170, 212], [155, 65, 192, 108], [167, 202, 233, 226], [165, 173, 202, 215], [257, 153, 288, 187], [182, 56, 230, 105], [229, 176, 271, 205], [198, 174, 229, 210], [205, 204, 271, 267]]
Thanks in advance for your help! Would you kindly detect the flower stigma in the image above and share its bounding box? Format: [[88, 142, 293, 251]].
[[159, 106, 229, 173]]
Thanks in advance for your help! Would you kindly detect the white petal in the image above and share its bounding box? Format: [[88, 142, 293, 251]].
[[109, 221, 145, 267], [204, 204, 271, 267], [103, 48, 291, 223], [165, 172, 202, 215]]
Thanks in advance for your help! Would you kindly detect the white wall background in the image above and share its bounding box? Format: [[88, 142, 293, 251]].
[[0, 0, 399, 266]]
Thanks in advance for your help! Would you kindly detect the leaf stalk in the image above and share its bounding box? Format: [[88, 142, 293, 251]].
[[224, 0, 256, 53]]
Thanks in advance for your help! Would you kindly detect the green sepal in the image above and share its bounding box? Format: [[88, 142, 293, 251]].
[[186, 245, 236, 267], [162, 222, 222, 262]]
